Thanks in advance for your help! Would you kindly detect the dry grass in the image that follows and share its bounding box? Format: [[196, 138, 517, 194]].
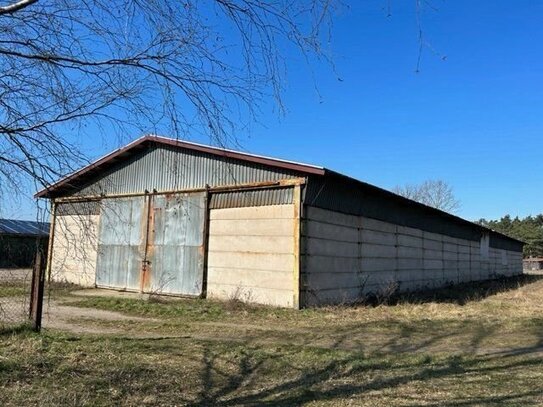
[[1, 275, 543, 406]]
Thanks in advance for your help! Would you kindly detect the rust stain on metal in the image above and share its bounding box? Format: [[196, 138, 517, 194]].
[[46, 200, 58, 283], [200, 188, 210, 298]]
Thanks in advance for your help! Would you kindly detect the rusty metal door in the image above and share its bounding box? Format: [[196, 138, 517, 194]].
[[145, 193, 206, 295], [95, 197, 146, 291]]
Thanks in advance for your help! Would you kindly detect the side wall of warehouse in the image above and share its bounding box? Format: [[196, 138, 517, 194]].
[[301, 206, 523, 306]]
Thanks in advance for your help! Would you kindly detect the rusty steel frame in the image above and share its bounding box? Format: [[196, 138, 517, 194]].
[[292, 184, 302, 309], [200, 186, 211, 299], [52, 178, 306, 203], [45, 200, 57, 283], [140, 193, 153, 293]]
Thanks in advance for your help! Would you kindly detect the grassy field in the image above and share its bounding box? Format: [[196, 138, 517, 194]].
[[1, 275, 543, 406]]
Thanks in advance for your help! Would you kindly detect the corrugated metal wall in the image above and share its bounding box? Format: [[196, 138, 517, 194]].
[[70, 144, 302, 197], [209, 187, 293, 209]]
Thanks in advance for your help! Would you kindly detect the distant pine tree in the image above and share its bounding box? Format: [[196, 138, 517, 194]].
[[477, 215, 543, 258]]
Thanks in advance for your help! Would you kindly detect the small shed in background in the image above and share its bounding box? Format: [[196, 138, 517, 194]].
[[0, 219, 50, 268], [523, 258, 543, 272]]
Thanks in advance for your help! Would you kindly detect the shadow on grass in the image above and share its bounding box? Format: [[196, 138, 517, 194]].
[[0, 323, 33, 336], [365, 274, 543, 307], [1, 318, 542, 405], [183, 337, 543, 406]]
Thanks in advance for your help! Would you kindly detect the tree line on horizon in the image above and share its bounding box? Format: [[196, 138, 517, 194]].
[[477, 215, 543, 258]]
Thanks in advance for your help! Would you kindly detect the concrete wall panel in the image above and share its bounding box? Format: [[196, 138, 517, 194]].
[[207, 204, 295, 308], [303, 206, 524, 306], [50, 214, 100, 287]]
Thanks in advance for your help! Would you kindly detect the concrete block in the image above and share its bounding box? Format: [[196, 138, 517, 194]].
[[457, 245, 471, 254], [208, 251, 294, 272], [424, 249, 444, 260], [397, 246, 423, 259], [443, 269, 459, 283], [209, 218, 293, 237], [423, 231, 443, 243], [305, 237, 358, 258], [424, 259, 443, 270], [443, 260, 459, 270], [361, 217, 397, 233], [397, 234, 423, 248], [362, 243, 397, 258], [306, 206, 358, 227], [304, 220, 358, 242], [361, 229, 396, 246], [423, 238, 442, 251], [305, 270, 362, 291], [443, 251, 458, 261], [210, 204, 294, 220], [207, 266, 292, 291], [397, 225, 423, 238], [207, 283, 293, 308], [441, 235, 459, 245], [304, 255, 359, 274], [303, 286, 362, 306], [361, 257, 396, 272], [208, 234, 294, 255], [397, 258, 423, 270], [367, 271, 398, 286]]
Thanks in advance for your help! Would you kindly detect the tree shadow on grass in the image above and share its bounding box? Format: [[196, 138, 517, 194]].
[[184, 338, 543, 407], [0, 323, 33, 336], [378, 274, 543, 306]]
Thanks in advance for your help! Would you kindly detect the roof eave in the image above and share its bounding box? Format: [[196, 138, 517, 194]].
[[325, 170, 525, 246]]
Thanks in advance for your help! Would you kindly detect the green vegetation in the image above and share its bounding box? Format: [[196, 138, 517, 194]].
[[0, 282, 28, 298], [1, 276, 543, 406], [478, 214, 543, 257]]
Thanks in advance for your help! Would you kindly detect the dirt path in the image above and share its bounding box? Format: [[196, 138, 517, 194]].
[[34, 298, 543, 358], [42, 300, 159, 335]]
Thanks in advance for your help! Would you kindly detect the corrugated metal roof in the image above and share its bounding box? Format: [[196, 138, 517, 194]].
[[0, 219, 50, 236], [35, 135, 324, 198]]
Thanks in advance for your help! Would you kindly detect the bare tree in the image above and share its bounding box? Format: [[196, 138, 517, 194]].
[[392, 179, 460, 213], [0, 0, 338, 204]]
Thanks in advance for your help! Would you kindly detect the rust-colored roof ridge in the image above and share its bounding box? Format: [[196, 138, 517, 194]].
[[35, 134, 325, 198]]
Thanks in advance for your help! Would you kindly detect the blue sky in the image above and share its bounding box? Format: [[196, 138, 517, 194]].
[[7, 0, 543, 221], [241, 0, 543, 221]]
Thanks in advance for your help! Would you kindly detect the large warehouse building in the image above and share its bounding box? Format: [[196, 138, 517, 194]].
[[36, 135, 524, 308]]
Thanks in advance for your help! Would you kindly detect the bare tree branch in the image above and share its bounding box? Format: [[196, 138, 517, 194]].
[[392, 179, 460, 213], [0, 0, 37, 16], [0, 0, 339, 207]]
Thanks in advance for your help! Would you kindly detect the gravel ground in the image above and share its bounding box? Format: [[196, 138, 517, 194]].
[[0, 268, 32, 283]]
